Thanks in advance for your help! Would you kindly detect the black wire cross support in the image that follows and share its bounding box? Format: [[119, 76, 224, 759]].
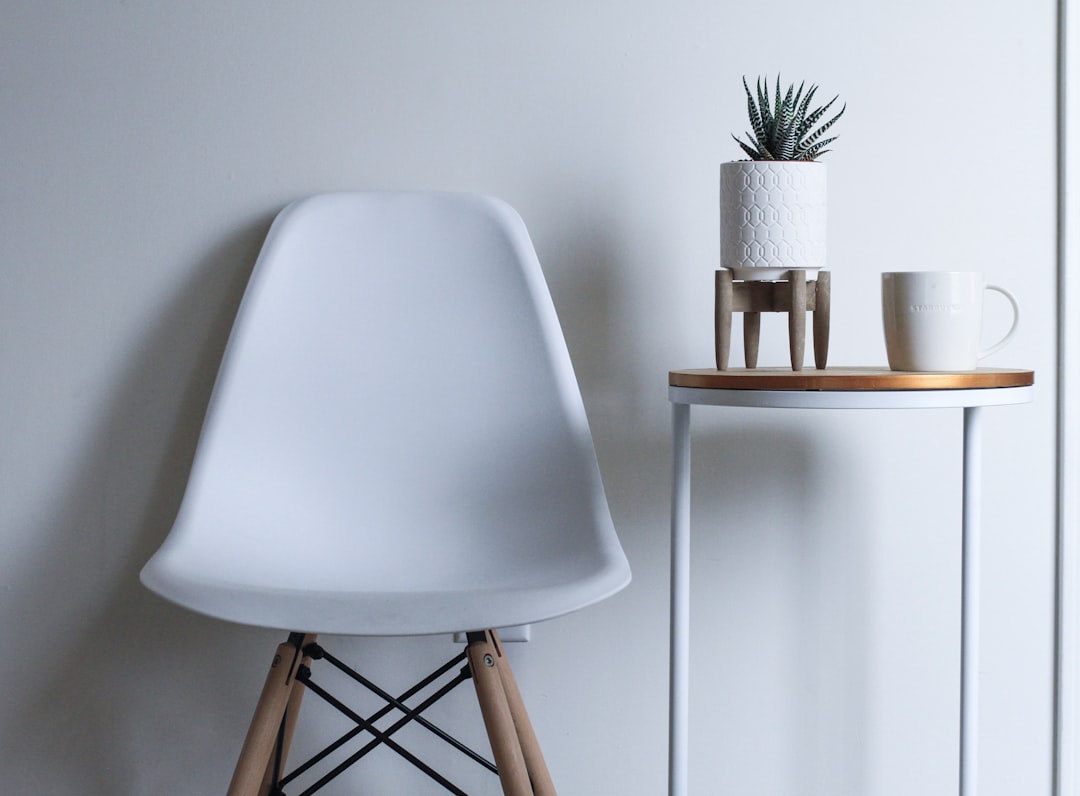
[[265, 640, 497, 796]]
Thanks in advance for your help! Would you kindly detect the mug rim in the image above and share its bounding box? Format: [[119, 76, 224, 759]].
[[882, 270, 983, 278]]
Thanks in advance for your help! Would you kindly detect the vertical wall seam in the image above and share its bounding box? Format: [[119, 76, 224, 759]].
[[1055, 0, 1075, 793]]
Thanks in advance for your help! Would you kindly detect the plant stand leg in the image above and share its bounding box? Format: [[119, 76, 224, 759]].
[[228, 633, 316, 796], [813, 271, 831, 369], [788, 270, 806, 371], [715, 270, 733, 370], [744, 312, 761, 369]]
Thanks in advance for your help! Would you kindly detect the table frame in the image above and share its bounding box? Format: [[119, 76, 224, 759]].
[[668, 382, 1034, 796]]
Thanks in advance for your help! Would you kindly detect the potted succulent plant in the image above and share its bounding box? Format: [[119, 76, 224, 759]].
[[721, 76, 845, 281]]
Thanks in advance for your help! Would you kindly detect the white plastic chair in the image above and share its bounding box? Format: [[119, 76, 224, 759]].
[[140, 192, 631, 795]]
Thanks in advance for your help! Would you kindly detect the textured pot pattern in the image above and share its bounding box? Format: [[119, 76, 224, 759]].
[[720, 161, 827, 281]]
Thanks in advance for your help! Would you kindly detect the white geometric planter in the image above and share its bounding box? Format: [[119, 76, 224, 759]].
[[720, 161, 827, 281]]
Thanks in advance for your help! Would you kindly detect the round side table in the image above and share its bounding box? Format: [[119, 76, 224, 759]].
[[667, 367, 1035, 796]]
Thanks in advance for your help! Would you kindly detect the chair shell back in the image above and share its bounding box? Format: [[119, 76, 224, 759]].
[[140, 192, 630, 635]]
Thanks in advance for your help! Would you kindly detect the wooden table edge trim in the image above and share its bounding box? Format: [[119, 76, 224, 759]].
[[668, 368, 1035, 391]]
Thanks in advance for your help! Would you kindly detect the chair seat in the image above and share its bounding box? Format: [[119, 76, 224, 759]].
[[142, 556, 627, 636], [143, 492, 628, 632]]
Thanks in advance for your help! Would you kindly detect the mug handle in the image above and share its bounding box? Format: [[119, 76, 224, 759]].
[[978, 284, 1020, 360]]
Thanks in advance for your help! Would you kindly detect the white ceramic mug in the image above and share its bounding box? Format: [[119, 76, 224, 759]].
[[881, 271, 1019, 372]]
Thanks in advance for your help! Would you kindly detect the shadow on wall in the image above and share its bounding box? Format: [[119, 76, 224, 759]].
[[688, 423, 872, 796], [0, 216, 286, 794], [521, 191, 639, 423]]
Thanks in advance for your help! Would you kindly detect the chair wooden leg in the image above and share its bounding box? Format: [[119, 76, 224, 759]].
[[490, 630, 556, 796], [259, 642, 313, 791], [227, 633, 316, 796], [468, 630, 552, 796]]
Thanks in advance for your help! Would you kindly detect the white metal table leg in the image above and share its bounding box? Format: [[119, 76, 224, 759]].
[[961, 405, 983, 796], [670, 402, 691, 796]]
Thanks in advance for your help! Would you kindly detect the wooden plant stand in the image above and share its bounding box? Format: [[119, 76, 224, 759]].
[[714, 269, 830, 371]]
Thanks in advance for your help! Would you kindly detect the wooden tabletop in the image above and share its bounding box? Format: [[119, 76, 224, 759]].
[[669, 367, 1035, 391]]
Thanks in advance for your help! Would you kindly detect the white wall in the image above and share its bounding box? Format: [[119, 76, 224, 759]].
[[0, 2, 1059, 794]]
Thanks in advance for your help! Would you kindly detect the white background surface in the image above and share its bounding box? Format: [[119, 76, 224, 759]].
[[0, 2, 1061, 794]]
